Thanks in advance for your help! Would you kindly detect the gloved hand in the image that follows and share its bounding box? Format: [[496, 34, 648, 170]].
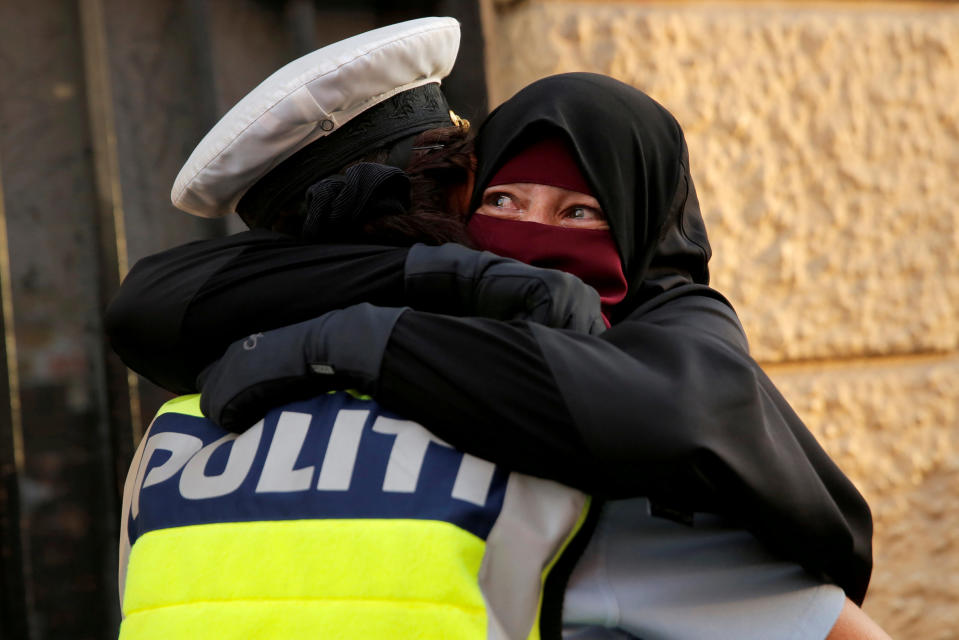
[[198, 303, 405, 432], [404, 243, 606, 336]]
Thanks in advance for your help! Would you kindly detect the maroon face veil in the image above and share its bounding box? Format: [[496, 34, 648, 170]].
[[468, 215, 626, 325], [468, 133, 627, 324]]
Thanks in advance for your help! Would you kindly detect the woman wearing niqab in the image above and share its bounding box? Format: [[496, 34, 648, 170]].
[[470, 72, 711, 319], [107, 73, 873, 616], [374, 72, 873, 604]]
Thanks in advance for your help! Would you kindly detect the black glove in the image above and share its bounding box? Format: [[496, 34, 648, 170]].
[[198, 303, 405, 432], [404, 243, 606, 335]]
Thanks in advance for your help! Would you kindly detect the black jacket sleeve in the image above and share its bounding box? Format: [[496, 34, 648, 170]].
[[104, 230, 409, 394], [105, 233, 606, 393], [375, 285, 872, 603], [107, 236, 871, 601]]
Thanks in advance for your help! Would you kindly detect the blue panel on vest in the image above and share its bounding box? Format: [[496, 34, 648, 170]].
[[130, 393, 509, 543]]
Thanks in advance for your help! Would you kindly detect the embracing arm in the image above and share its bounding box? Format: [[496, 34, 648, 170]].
[[200, 286, 872, 602], [106, 236, 602, 394], [378, 291, 872, 601], [108, 234, 871, 601], [104, 229, 409, 394]]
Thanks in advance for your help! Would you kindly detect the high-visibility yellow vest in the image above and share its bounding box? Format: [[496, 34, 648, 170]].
[[118, 393, 591, 640]]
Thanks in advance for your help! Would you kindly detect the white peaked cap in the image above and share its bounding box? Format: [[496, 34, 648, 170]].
[[171, 17, 460, 218]]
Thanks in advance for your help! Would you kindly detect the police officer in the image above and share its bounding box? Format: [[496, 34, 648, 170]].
[[116, 18, 599, 640]]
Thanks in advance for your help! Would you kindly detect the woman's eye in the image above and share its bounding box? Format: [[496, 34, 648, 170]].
[[491, 194, 516, 209], [567, 206, 601, 220]]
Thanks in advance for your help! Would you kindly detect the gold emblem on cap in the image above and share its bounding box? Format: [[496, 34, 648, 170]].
[[449, 110, 470, 131]]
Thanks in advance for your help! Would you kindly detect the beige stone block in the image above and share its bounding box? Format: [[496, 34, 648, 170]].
[[768, 354, 959, 637], [488, 2, 959, 363]]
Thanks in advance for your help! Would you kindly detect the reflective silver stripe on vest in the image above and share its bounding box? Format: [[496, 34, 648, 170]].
[[481, 475, 588, 640]]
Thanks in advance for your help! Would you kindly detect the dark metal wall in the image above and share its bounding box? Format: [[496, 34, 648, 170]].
[[0, 1, 488, 638]]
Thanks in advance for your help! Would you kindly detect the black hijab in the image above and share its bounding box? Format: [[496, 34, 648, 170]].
[[470, 73, 711, 323], [470, 74, 873, 603]]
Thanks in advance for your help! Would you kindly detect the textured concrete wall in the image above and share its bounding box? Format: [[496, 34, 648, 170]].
[[485, 2, 959, 637]]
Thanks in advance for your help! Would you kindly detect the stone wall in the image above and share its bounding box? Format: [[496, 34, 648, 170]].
[[484, 2, 959, 637]]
